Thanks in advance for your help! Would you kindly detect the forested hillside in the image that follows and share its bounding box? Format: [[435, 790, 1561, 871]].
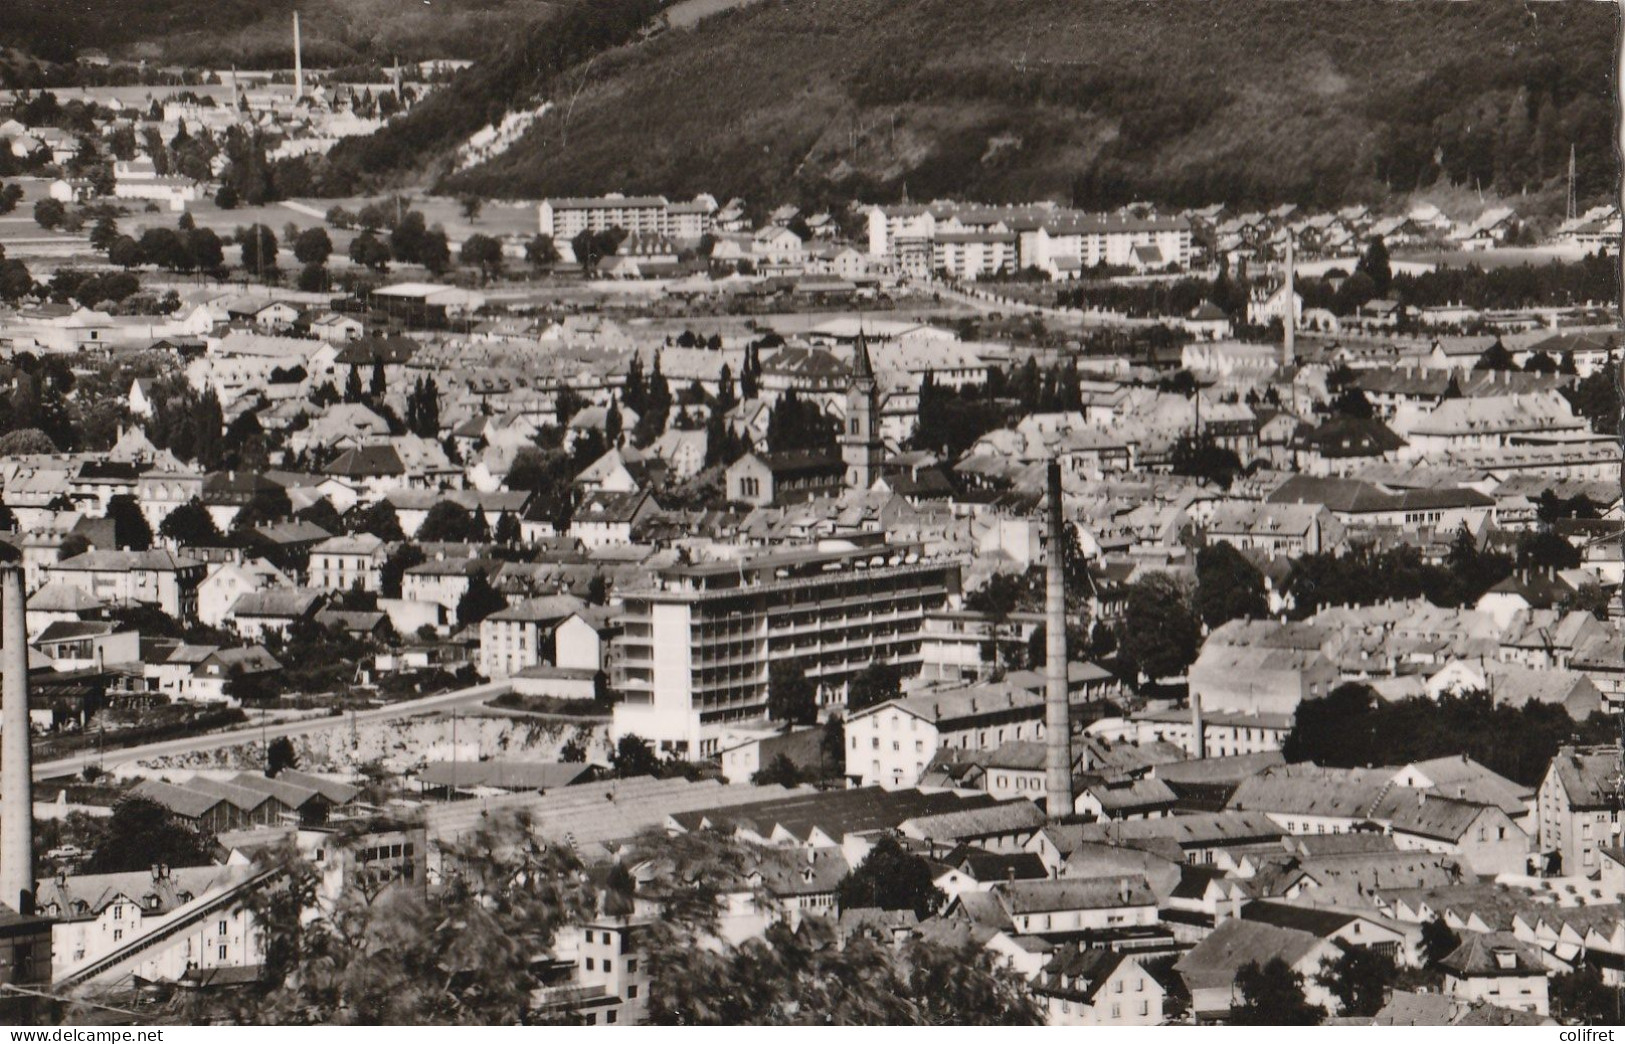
[[7, 0, 578, 66], [315, 0, 669, 193], [409, 0, 1614, 211]]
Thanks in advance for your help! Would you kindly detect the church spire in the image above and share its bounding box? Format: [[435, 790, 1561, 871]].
[[842, 326, 883, 493], [852, 327, 875, 385]]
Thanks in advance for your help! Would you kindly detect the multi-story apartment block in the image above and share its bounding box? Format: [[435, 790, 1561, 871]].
[[610, 543, 959, 756], [35, 865, 262, 983], [538, 194, 716, 243], [932, 231, 1019, 280], [1537, 746, 1622, 875], [47, 549, 206, 621], [552, 918, 651, 1026], [866, 202, 1193, 277], [478, 598, 602, 681]]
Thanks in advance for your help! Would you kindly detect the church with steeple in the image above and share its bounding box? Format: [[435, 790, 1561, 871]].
[[842, 331, 884, 492]]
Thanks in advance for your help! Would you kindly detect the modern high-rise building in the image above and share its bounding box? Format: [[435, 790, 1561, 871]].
[[611, 543, 960, 756]]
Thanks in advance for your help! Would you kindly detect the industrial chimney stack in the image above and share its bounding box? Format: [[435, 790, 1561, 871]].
[[1191, 689, 1206, 760], [1044, 460, 1074, 820], [1, 566, 34, 914], [1282, 234, 1295, 368], [292, 11, 304, 103]]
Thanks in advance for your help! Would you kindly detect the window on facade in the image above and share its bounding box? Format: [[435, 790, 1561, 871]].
[[113, 930, 123, 941], [218, 945, 228, 960], [607, 1012, 618, 1024], [628, 986, 638, 999], [586, 958, 595, 971]]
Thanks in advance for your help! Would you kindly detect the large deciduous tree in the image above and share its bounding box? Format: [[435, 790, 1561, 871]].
[[1232, 957, 1326, 1026], [640, 831, 1039, 1025], [85, 796, 215, 874], [1117, 572, 1201, 683], [1195, 541, 1267, 629], [767, 661, 817, 725], [189, 812, 594, 1025], [846, 661, 902, 714], [834, 835, 945, 918], [158, 498, 225, 547], [105, 493, 153, 551]]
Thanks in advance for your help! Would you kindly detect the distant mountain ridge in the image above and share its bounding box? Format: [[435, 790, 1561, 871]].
[[6, 0, 576, 66], [395, 0, 1612, 212]]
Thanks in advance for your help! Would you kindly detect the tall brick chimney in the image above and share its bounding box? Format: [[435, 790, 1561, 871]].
[[1044, 460, 1073, 820], [1, 566, 34, 914]]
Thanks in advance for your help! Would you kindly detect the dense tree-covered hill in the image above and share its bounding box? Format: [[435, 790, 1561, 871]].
[[7, 0, 579, 66], [393, 0, 1613, 211]]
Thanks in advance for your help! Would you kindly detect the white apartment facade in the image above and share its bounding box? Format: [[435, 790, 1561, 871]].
[[538, 194, 717, 242], [610, 544, 959, 756]]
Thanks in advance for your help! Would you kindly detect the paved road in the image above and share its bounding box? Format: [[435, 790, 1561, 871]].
[[33, 681, 511, 780], [921, 279, 1160, 327]]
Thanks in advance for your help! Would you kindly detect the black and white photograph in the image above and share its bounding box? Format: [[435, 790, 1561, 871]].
[[0, 0, 1621, 1030]]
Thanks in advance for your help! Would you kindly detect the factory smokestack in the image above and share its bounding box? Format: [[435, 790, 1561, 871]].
[[292, 11, 304, 103], [1, 566, 34, 914], [1282, 234, 1295, 367], [1044, 460, 1073, 820], [1191, 689, 1206, 760]]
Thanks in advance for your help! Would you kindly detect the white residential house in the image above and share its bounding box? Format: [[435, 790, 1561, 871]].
[[196, 560, 291, 630], [844, 683, 1047, 789], [308, 535, 388, 593]]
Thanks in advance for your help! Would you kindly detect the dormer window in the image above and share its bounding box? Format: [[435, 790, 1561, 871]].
[[1493, 949, 1517, 970]]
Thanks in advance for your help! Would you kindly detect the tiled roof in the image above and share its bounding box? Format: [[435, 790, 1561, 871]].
[[1175, 918, 1325, 991], [994, 875, 1156, 915]]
